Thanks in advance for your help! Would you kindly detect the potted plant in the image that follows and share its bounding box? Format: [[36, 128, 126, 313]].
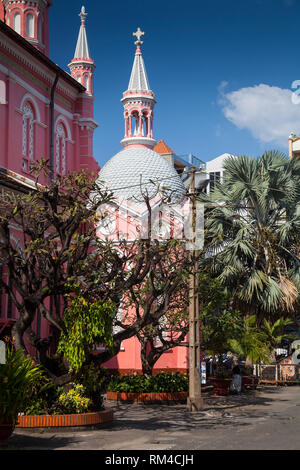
[[14, 361, 114, 429], [106, 372, 189, 402], [0, 343, 45, 443], [208, 369, 233, 396]]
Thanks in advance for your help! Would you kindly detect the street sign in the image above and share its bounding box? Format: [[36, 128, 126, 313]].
[[201, 362, 206, 385], [0, 340, 6, 364]]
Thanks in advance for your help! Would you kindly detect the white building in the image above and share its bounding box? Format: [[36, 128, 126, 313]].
[[205, 153, 237, 194]]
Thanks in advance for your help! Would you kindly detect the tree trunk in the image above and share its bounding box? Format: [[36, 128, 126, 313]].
[[141, 357, 154, 376], [11, 304, 36, 353], [140, 337, 154, 375]]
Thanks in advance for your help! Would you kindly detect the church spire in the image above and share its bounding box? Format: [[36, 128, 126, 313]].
[[69, 6, 95, 96], [121, 28, 156, 150], [128, 28, 150, 91], [74, 6, 90, 60]]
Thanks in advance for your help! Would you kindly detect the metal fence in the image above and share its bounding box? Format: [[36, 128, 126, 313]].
[[254, 364, 300, 383]]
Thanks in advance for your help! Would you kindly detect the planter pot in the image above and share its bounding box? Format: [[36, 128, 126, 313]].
[[0, 424, 14, 444], [242, 376, 259, 391], [209, 377, 232, 396], [107, 391, 188, 403], [15, 409, 113, 429]]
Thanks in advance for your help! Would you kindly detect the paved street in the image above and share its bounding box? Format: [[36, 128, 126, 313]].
[[2, 386, 300, 451]]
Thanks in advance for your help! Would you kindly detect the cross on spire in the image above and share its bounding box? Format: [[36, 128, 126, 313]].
[[79, 5, 88, 25], [133, 27, 145, 46]]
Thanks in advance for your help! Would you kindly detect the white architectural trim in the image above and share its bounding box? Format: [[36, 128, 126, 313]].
[[54, 114, 72, 141], [78, 117, 99, 130], [0, 31, 81, 100], [0, 64, 74, 121], [20, 92, 41, 122]]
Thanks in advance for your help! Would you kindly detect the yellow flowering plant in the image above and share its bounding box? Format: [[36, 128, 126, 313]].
[[58, 384, 91, 414]]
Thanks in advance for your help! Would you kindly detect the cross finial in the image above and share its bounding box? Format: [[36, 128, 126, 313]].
[[79, 6, 88, 24], [133, 27, 145, 46]]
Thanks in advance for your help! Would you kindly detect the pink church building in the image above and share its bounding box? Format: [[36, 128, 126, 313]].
[[0, 2, 192, 374], [97, 28, 190, 374], [0, 1, 99, 340]]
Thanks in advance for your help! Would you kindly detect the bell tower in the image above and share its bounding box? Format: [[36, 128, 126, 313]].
[[69, 6, 95, 96], [2, 0, 51, 56], [68, 6, 98, 174], [121, 28, 156, 150]]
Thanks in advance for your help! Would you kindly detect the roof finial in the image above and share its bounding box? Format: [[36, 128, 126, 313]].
[[79, 5, 88, 25], [133, 27, 144, 46]]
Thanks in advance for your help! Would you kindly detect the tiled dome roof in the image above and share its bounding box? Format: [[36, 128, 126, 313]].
[[97, 147, 185, 203]]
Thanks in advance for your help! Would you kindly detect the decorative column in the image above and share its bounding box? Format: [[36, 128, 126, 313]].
[[138, 113, 143, 136]]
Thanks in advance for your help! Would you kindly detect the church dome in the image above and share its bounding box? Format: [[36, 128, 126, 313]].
[[97, 147, 185, 203]]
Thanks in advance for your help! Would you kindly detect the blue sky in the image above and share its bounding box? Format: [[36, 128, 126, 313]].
[[50, 0, 300, 168]]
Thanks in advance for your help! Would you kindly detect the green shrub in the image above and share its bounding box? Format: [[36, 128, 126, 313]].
[[78, 363, 108, 411], [0, 347, 47, 424], [23, 364, 108, 416], [107, 372, 188, 393], [22, 370, 57, 416]]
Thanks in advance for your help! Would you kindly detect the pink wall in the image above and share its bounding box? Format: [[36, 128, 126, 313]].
[[0, 15, 99, 352], [0, 39, 99, 183]]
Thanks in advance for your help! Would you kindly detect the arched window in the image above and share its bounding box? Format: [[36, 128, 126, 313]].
[[56, 122, 66, 175], [38, 15, 43, 43], [13, 12, 21, 34], [26, 13, 35, 38], [22, 102, 34, 171], [84, 75, 89, 93], [142, 112, 148, 137], [130, 111, 139, 136], [0, 81, 6, 105]]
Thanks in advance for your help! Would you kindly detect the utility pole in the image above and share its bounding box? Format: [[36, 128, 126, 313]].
[[187, 166, 204, 412]]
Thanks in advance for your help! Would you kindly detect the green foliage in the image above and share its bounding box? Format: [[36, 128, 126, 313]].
[[22, 371, 55, 416], [0, 346, 46, 424], [107, 372, 188, 393], [227, 315, 275, 364], [259, 317, 297, 350], [198, 272, 244, 357], [200, 151, 300, 315], [0, 161, 115, 370], [226, 315, 297, 365], [78, 363, 110, 411], [23, 377, 105, 416], [58, 297, 115, 372]]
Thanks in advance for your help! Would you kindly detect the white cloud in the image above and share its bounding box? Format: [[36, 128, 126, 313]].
[[219, 83, 300, 148]]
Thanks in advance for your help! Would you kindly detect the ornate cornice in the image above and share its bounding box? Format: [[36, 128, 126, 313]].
[[120, 136, 156, 149], [2, 0, 49, 10], [0, 21, 85, 99]]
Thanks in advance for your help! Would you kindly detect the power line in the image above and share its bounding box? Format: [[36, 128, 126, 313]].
[[101, 170, 195, 193], [97, 167, 300, 211]]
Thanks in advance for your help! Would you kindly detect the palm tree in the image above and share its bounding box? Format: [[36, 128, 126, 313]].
[[201, 151, 300, 322], [260, 317, 297, 362], [228, 315, 296, 367], [228, 315, 271, 368]]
